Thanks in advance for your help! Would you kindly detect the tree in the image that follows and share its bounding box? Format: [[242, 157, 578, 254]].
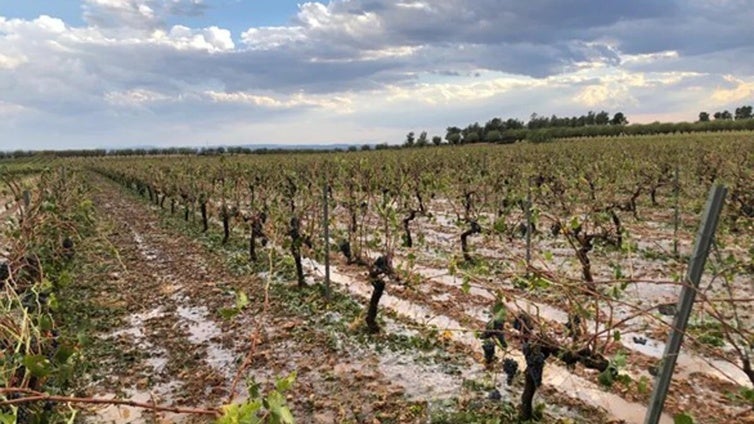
[[505, 118, 525, 130], [404, 131, 415, 147], [484, 130, 503, 143], [735, 105, 753, 120], [585, 111, 596, 125], [461, 123, 482, 143], [595, 111, 610, 125], [610, 112, 628, 126], [699, 112, 710, 122], [463, 131, 480, 144], [484, 117, 504, 133], [416, 131, 428, 147], [432, 135, 442, 146], [445, 127, 462, 145], [713, 111, 733, 120]]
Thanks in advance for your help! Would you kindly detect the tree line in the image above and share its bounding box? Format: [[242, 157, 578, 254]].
[[3, 106, 754, 159], [698, 105, 753, 122], [403, 106, 754, 147]]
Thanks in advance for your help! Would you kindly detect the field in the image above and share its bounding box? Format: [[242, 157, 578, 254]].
[[2, 132, 754, 423]]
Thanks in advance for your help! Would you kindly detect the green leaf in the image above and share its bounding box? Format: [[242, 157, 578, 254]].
[[598, 368, 614, 387], [275, 371, 297, 393], [23, 354, 52, 378], [247, 378, 261, 399], [543, 251, 553, 261], [613, 330, 621, 342], [673, 412, 694, 424], [637, 376, 650, 395], [741, 387, 754, 403], [267, 391, 295, 424], [492, 302, 507, 321], [461, 275, 471, 294], [236, 291, 249, 310], [448, 260, 457, 276], [38, 314, 54, 331], [613, 351, 627, 368], [54, 343, 77, 364], [219, 308, 239, 320], [0, 411, 16, 424]]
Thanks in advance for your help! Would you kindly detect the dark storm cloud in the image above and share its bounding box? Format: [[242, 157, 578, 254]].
[[319, 0, 677, 46]]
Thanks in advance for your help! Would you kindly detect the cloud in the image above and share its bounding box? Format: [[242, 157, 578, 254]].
[[0, 52, 27, 69], [204, 90, 353, 112], [82, 0, 207, 30], [1, 0, 753, 150], [710, 76, 754, 105]]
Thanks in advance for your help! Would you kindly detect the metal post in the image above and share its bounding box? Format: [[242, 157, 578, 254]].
[[643, 185, 726, 424], [673, 165, 680, 258], [525, 187, 532, 274], [323, 180, 331, 300]]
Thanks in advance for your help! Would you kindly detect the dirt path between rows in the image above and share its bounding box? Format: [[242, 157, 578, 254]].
[[82, 176, 420, 424]]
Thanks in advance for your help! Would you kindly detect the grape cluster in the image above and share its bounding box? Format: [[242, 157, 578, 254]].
[[502, 358, 519, 385], [16, 405, 30, 423], [482, 340, 495, 364], [339, 240, 352, 261], [0, 261, 9, 281], [481, 317, 506, 348]]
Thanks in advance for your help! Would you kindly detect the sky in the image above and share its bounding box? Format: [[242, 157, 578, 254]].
[[1, 1, 753, 150]]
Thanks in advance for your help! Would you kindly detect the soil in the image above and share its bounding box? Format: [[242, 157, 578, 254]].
[[80, 177, 424, 424]]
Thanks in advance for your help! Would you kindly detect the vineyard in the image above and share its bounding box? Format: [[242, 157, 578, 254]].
[[2, 132, 754, 423]]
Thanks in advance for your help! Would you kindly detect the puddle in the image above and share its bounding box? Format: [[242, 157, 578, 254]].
[[173, 297, 236, 378], [131, 230, 159, 261], [176, 304, 222, 344], [378, 351, 492, 402], [108, 307, 165, 342], [622, 332, 751, 386]]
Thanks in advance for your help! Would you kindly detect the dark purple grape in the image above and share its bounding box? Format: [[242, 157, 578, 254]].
[[481, 318, 506, 348], [503, 358, 519, 385], [488, 388, 502, 401], [482, 340, 495, 364], [0, 262, 9, 281]]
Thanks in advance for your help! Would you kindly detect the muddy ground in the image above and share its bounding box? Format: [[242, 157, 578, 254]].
[[67, 174, 753, 424]]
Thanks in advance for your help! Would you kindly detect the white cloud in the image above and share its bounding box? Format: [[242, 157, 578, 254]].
[[204, 90, 353, 112], [0, 53, 26, 69], [105, 88, 174, 106], [156, 25, 234, 51], [241, 26, 307, 50], [710, 76, 754, 105]]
